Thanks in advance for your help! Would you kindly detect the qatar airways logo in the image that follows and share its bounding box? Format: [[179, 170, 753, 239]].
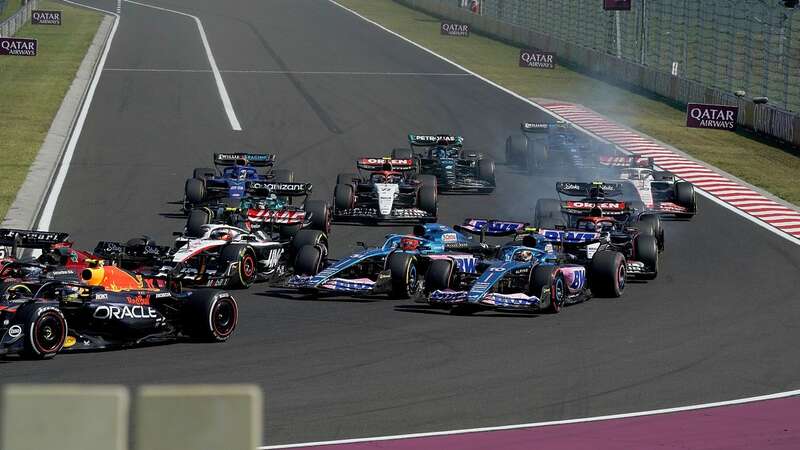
[[441, 22, 469, 37], [686, 103, 738, 131], [519, 49, 555, 69], [32, 10, 62, 25], [0, 38, 37, 56]]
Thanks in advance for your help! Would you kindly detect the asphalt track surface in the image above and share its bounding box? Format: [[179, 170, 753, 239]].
[[4, 0, 800, 445]]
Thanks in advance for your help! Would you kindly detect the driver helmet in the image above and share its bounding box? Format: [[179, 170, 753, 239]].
[[581, 220, 598, 232], [589, 206, 603, 217], [210, 229, 233, 241], [399, 237, 420, 251], [513, 249, 533, 262]]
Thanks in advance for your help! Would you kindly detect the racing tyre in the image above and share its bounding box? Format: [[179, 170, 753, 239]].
[[219, 244, 258, 289], [530, 265, 566, 313], [305, 200, 331, 233], [534, 199, 565, 228], [505, 134, 527, 166], [391, 148, 414, 160], [294, 245, 324, 276], [185, 290, 238, 342], [336, 173, 358, 186], [193, 167, 216, 179], [425, 259, 453, 293], [637, 214, 664, 251], [186, 208, 212, 238], [418, 185, 437, 216], [589, 250, 626, 297], [279, 224, 302, 241], [478, 158, 495, 182], [292, 229, 327, 256], [387, 252, 421, 299], [417, 174, 438, 190], [272, 169, 294, 183], [16, 303, 67, 359], [635, 235, 659, 280], [185, 178, 206, 205], [675, 181, 696, 215], [334, 183, 355, 211]]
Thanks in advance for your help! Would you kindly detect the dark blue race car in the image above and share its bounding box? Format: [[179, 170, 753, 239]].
[[284, 221, 518, 299], [505, 121, 610, 173], [184, 153, 295, 210]]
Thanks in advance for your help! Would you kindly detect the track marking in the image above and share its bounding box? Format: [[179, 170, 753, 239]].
[[325, 0, 800, 248], [259, 388, 800, 449], [37, 0, 119, 231], [103, 68, 471, 76], [124, 0, 242, 131]]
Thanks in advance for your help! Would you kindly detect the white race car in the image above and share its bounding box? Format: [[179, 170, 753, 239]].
[[602, 156, 697, 217]]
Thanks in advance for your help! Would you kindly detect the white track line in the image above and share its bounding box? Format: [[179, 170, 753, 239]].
[[103, 67, 471, 76], [124, 0, 242, 131], [324, 0, 800, 247], [37, 0, 119, 231]]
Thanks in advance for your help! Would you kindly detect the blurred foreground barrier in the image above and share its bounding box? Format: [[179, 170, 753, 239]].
[[0, 383, 262, 450], [0, 0, 38, 37], [1, 384, 129, 450]]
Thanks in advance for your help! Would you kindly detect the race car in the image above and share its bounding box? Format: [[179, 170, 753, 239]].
[[285, 222, 498, 299], [333, 157, 437, 223], [395, 134, 495, 193], [599, 155, 697, 218], [533, 181, 664, 279], [505, 121, 612, 172], [185, 181, 331, 238], [156, 222, 327, 289], [183, 152, 294, 210], [0, 262, 237, 359], [423, 219, 626, 314]]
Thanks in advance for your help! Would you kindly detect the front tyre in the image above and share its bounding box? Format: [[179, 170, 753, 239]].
[[530, 265, 566, 313], [387, 252, 420, 299], [418, 185, 437, 216], [186, 291, 238, 342], [17, 304, 67, 359], [589, 250, 626, 297]]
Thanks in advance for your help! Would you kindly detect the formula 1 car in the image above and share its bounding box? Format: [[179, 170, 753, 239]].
[[533, 181, 663, 278], [156, 222, 327, 289], [506, 121, 611, 172], [396, 134, 495, 193], [286, 222, 504, 299], [423, 219, 626, 314], [333, 157, 437, 223], [0, 263, 238, 359], [185, 182, 331, 237], [183, 152, 294, 210], [599, 155, 697, 218]]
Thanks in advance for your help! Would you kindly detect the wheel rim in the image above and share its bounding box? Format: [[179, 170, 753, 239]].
[[617, 263, 626, 291], [211, 299, 237, 337], [34, 312, 65, 353], [407, 264, 418, 295], [241, 254, 255, 280], [554, 277, 565, 307]]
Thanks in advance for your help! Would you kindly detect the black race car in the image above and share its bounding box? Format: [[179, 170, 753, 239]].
[[333, 157, 437, 223], [0, 263, 238, 359], [506, 121, 613, 172], [396, 134, 495, 193]]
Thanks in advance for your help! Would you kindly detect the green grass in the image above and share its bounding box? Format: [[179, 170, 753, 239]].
[[338, 0, 800, 206], [0, 0, 102, 219], [0, 0, 23, 22]]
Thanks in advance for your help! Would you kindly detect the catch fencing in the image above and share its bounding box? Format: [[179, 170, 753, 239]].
[[0, 0, 38, 37], [399, 0, 800, 147]]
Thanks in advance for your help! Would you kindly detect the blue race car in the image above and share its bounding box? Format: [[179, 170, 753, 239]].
[[423, 219, 627, 314], [285, 222, 517, 299], [184, 153, 295, 210], [505, 121, 608, 173]]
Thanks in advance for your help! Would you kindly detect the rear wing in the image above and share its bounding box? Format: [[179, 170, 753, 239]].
[[93, 241, 171, 261], [536, 228, 602, 245], [562, 200, 628, 213], [213, 153, 275, 167], [454, 219, 528, 240], [520, 121, 569, 133], [0, 229, 70, 250], [247, 182, 312, 197], [408, 134, 464, 147], [598, 155, 654, 168], [357, 158, 417, 171], [556, 181, 624, 198]]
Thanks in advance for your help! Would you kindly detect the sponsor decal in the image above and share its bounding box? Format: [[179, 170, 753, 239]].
[[465, 219, 525, 234], [542, 229, 600, 243], [0, 247, 6, 259], [453, 256, 476, 273], [94, 293, 108, 300], [441, 21, 469, 37], [93, 304, 158, 320], [64, 335, 77, 348], [7, 325, 22, 338], [518, 49, 555, 69], [359, 158, 414, 166], [686, 103, 738, 130], [0, 38, 37, 56], [603, 0, 631, 10], [155, 292, 172, 298], [250, 182, 307, 191], [562, 183, 582, 191], [216, 153, 272, 162], [522, 122, 550, 130], [566, 201, 625, 210], [31, 10, 62, 25], [441, 232, 458, 243]]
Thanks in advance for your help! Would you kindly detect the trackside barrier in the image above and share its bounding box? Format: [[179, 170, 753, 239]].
[[0, 0, 38, 37], [393, 0, 800, 148], [1, 384, 129, 450], [0, 384, 262, 450]]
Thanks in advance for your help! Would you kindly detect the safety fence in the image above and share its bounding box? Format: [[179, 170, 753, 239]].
[[397, 0, 800, 147], [0, 384, 262, 450], [0, 0, 37, 37]]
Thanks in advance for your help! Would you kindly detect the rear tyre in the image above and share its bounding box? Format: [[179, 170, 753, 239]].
[[279, 224, 302, 241], [675, 181, 696, 214], [637, 214, 664, 251], [530, 265, 566, 313], [534, 199, 565, 228], [294, 245, 324, 276], [185, 290, 238, 342], [292, 229, 327, 256], [391, 148, 414, 160], [305, 200, 331, 233], [185, 178, 206, 205], [387, 252, 420, 299], [478, 158, 495, 182], [505, 134, 527, 166], [186, 208, 212, 238], [334, 184, 355, 211], [219, 244, 258, 289], [589, 250, 626, 297], [418, 185, 437, 216], [192, 167, 216, 179], [17, 304, 67, 359], [635, 235, 659, 280]]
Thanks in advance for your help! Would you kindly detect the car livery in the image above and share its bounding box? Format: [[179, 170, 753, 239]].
[[399, 133, 495, 193]]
